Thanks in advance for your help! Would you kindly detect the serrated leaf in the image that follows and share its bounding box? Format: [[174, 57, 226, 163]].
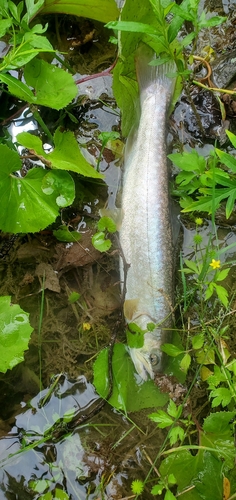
[[169, 426, 185, 445], [214, 284, 228, 307], [210, 387, 232, 408], [167, 399, 181, 419], [24, 58, 77, 110], [164, 490, 176, 500], [180, 353, 191, 373], [195, 347, 215, 365], [0, 296, 33, 373], [168, 150, 206, 172], [149, 410, 173, 428], [192, 333, 204, 349]]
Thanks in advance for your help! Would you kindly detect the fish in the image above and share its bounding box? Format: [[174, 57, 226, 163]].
[[119, 46, 175, 381]]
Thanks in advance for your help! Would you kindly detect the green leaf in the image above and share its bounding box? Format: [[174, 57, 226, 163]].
[[203, 411, 235, 437], [162, 343, 183, 357], [68, 292, 80, 304], [24, 58, 77, 110], [0, 296, 33, 373], [24, 0, 44, 22], [167, 399, 181, 419], [215, 148, 236, 173], [183, 259, 199, 274], [106, 20, 157, 34], [169, 426, 185, 445], [164, 490, 176, 500], [149, 410, 174, 428], [97, 216, 116, 233], [54, 489, 70, 500], [53, 225, 81, 242], [226, 129, 236, 148], [192, 333, 204, 350], [160, 450, 223, 500], [215, 268, 230, 282], [41, 0, 119, 23], [92, 232, 111, 252], [168, 150, 206, 172], [210, 387, 232, 408], [17, 129, 103, 179], [0, 19, 12, 37], [214, 284, 228, 307], [180, 353, 191, 373], [126, 322, 145, 348], [93, 344, 168, 412], [0, 74, 36, 102], [0, 145, 75, 233]]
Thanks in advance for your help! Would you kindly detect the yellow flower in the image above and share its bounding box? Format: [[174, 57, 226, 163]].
[[209, 259, 221, 270], [83, 322, 91, 331]]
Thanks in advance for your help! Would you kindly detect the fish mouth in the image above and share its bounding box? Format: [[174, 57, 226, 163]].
[[129, 346, 162, 381]]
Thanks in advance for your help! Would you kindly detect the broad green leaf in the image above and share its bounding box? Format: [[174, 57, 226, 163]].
[[164, 490, 176, 500], [41, 0, 119, 23], [203, 411, 235, 437], [0, 19, 12, 37], [162, 343, 183, 357], [53, 226, 81, 242], [195, 347, 215, 365], [17, 129, 103, 179], [160, 450, 223, 500], [192, 333, 204, 350], [92, 232, 111, 252], [54, 489, 70, 500], [97, 216, 116, 233], [0, 145, 75, 233], [24, 58, 77, 110], [0, 296, 33, 373], [93, 344, 168, 412], [0, 74, 36, 102], [24, 33, 54, 51]]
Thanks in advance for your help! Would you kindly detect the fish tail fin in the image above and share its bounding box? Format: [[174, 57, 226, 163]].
[[135, 44, 176, 105]]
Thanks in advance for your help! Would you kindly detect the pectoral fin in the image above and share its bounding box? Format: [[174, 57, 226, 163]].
[[124, 298, 139, 321]]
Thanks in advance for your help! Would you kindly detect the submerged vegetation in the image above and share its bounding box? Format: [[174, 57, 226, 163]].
[[0, 0, 236, 499]]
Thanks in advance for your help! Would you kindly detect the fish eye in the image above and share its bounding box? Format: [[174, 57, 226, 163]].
[[150, 353, 159, 366]]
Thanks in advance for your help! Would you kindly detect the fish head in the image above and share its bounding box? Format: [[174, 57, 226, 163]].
[[129, 331, 164, 381]]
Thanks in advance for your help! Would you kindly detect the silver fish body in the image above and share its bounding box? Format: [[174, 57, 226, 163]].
[[119, 56, 175, 381]]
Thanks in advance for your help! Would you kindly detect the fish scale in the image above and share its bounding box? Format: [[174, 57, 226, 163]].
[[119, 51, 175, 380]]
